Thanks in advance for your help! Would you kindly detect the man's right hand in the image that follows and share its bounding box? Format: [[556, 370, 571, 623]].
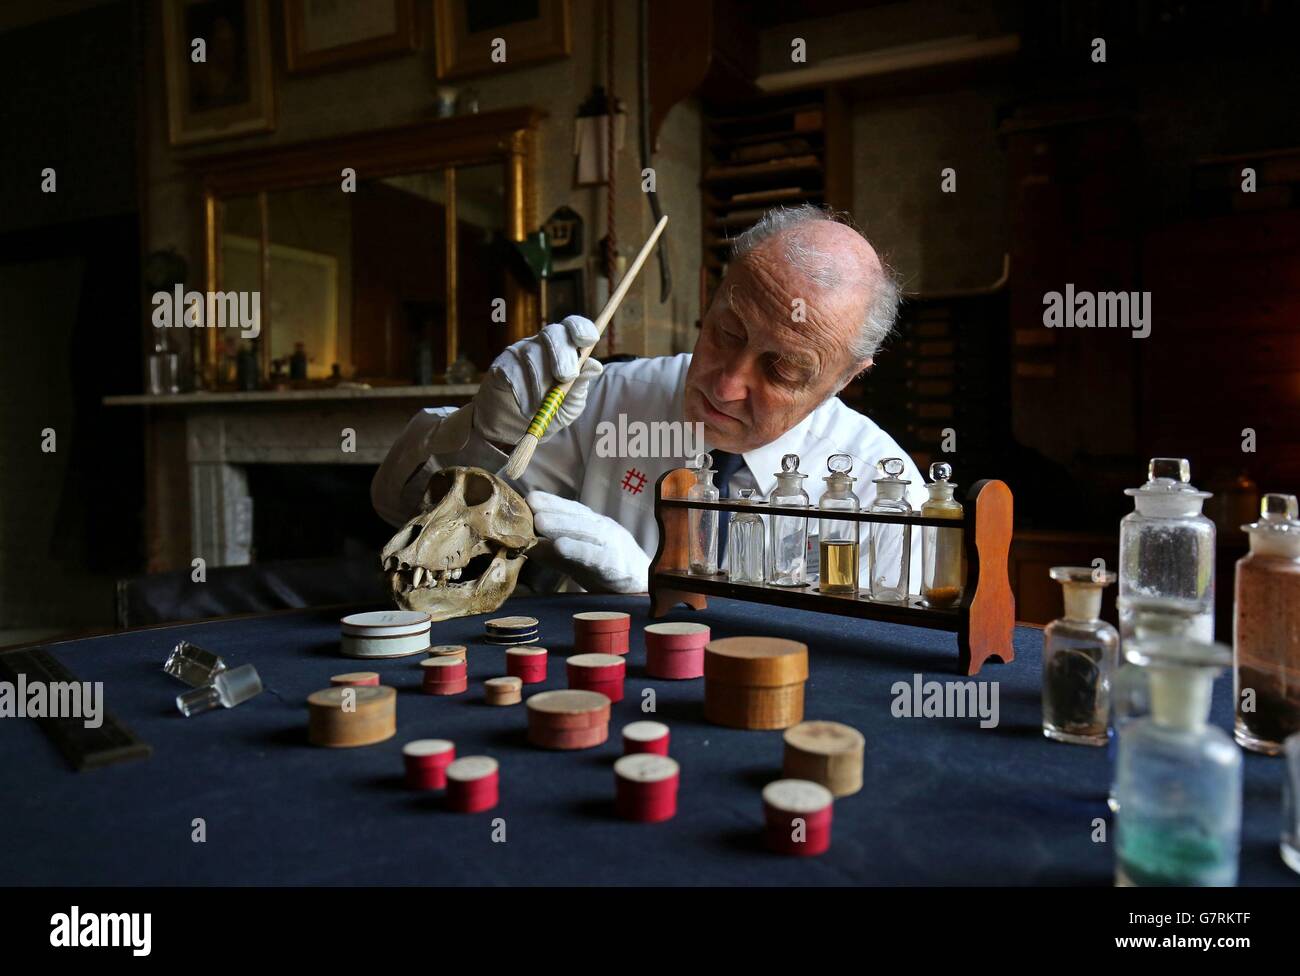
[[473, 315, 604, 446]]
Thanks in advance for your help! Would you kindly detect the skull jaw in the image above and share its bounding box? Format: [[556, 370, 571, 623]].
[[390, 550, 528, 621]]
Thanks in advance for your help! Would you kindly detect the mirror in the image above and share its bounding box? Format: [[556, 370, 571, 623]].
[[196, 108, 543, 389]]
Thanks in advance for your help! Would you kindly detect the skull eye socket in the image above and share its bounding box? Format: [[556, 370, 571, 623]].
[[463, 471, 495, 506], [423, 470, 456, 507]]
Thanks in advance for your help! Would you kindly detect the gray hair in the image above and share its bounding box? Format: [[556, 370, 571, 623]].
[[730, 204, 901, 364]]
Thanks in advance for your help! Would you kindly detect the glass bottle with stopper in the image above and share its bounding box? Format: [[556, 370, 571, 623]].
[[868, 457, 913, 603], [1118, 457, 1215, 644], [727, 488, 766, 585], [818, 454, 860, 595], [1108, 596, 1199, 813], [687, 452, 720, 576], [1233, 493, 1300, 754], [176, 663, 264, 717], [1113, 637, 1240, 887], [921, 461, 964, 608], [768, 454, 810, 587], [1042, 566, 1118, 745]]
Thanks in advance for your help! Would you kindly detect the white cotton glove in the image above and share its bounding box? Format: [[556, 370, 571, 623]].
[[526, 491, 650, 594], [474, 315, 604, 445]]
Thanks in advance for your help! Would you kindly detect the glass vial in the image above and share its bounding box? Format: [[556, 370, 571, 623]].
[[1042, 566, 1118, 745], [818, 454, 860, 594], [921, 461, 964, 608], [1118, 457, 1216, 645], [176, 663, 264, 717], [768, 454, 809, 587], [163, 640, 227, 687], [727, 488, 766, 584], [868, 457, 913, 603], [687, 452, 720, 576], [1283, 732, 1300, 876], [1108, 597, 1198, 813], [1113, 638, 1241, 887], [1233, 493, 1300, 754]]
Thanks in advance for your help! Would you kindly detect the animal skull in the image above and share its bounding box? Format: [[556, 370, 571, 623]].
[[381, 467, 536, 621]]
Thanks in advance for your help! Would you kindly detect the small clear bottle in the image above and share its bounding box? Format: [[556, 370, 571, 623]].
[[687, 452, 720, 576], [1042, 566, 1118, 745], [727, 488, 766, 585], [1118, 457, 1216, 645], [1108, 597, 1199, 813], [176, 663, 264, 717], [1283, 732, 1300, 875], [868, 457, 913, 603], [921, 461, 964, 608], [768, 454, 810, 587], [1233, 493, 1300, 754], [818, 454, 860, 594], [1113, 638, 1241, 887]]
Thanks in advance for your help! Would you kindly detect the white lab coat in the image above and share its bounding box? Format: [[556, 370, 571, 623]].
[[372, 353, 929, 589]]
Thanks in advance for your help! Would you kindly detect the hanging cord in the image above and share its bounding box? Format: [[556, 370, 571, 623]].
[[638, 0, 671, 304], [605, 0, 618, 351]]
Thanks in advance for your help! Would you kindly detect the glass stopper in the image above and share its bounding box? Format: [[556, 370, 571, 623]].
[[694, 452, 713, 472], [737, 488, 754, 502], [878, 457, 906, 478], [1261, 493, 1299, 521], [1148, 457, 1191, 484], [928, 461, 952, 483], [827, 453, 853, 474], [780, 453, 800, 473]]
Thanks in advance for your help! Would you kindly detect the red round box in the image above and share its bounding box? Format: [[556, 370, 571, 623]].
[[573, 612, 631, 656], [622, 720, 670, 756], [402, 739, 455, 790], [506, 647, 548, 684], [762, 780, 833, 856], [567, 654, 626, 703], [614, 754, 679, 823], [421, 658, 468, 696], [445, 757, 499, 813]]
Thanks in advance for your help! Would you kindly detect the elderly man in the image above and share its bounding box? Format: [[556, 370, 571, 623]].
[[372, 204, 927, 593]]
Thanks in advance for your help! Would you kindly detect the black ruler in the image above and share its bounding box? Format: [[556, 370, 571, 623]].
[[0, 646, 151, 771]]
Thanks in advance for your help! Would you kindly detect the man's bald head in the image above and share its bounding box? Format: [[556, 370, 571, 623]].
[[730, 205, 901, 370]]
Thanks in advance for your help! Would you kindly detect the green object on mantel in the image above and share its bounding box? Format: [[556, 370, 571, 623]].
[[511, 230, 551, 283]]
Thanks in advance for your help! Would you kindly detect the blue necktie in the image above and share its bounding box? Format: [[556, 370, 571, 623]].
[[712, 450, 745, 563]]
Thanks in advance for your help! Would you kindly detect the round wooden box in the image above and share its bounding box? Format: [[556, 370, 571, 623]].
[[782, 720, 865, 796], [703, 636, 808, 730]]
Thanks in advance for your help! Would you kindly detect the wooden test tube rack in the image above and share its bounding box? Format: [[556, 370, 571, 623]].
[[649, 469, 1016, 675]]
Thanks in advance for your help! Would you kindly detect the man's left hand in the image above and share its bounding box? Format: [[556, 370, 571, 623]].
[[526, 491, 650, 594]]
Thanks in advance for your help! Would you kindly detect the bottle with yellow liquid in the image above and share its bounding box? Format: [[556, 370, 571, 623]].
[[921, 461, 965, 608], [818, 454, 860, 594]]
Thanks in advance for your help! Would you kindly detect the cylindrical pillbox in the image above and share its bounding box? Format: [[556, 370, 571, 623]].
[[484, 676, 523, 706], [445, 756, 499, 813], [622, 720, 670, 756], [644, 622, 710, 679], [307, 686, 397, 748], [782, 720, 865, 797], [340, 610, 431, 659], [330, 671, 380, 687], [505, 646, 548, 684], [427, 644, 468, 663], [421, 657, 468, 695], [614, 754, 680, 823], [704, 636, 808, 730], [762, 779, 833, 856], [567, 653, 626, 703], [403, 738, 455, 790], [526, 690, 611, 750], [573, 611, 631, 655]]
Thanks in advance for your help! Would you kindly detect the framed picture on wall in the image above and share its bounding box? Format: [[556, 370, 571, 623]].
[[162, 0, 276, 146], [433, 0, 571, 81], [285, 0, 419, 74]]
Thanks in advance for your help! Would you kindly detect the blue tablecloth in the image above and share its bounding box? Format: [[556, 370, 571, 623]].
[[0, 594, 1294, 885]]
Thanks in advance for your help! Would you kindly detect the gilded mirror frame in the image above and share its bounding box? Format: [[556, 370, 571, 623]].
[[188, 106, 544, 389]]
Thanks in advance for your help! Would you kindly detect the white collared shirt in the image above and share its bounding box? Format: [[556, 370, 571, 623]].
[[372, 353, 929, 587]]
